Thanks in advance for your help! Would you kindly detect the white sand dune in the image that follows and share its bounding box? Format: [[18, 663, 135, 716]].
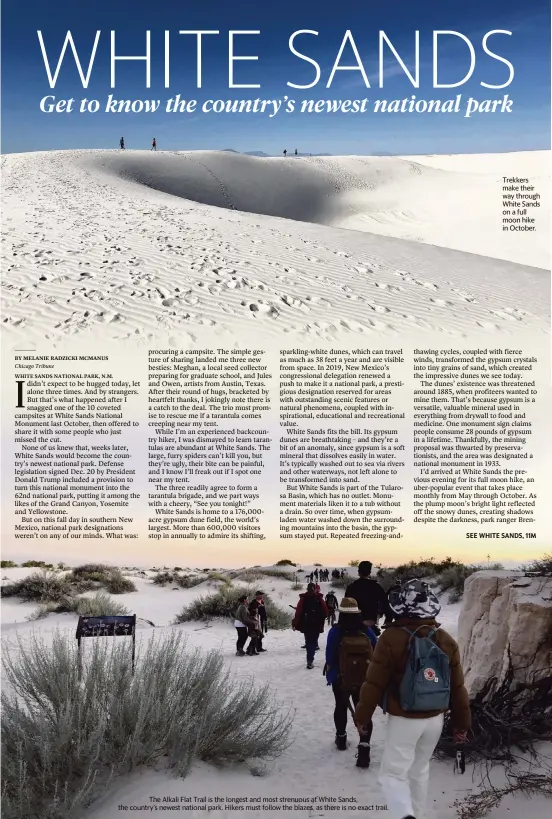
[[1, 149, 549, 342], [2, 565, 550, 819]]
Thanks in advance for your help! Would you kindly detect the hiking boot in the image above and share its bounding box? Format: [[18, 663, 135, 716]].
[[306, 661, 314, 669], [355, 742, 371, 769], [335, 733, 347, 751], [258, 647, 267, 652], [236, 650, 246, 656]]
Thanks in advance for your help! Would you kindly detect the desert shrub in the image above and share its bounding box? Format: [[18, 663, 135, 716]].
[[456, 773, 552, 819], [435, 563, 504, 602], [261, 568, 294, 581], [71, 563, 113, 582], [0, 570, 76, 603], [275, 559, 296, 567], [230, 568, 293, 582], [0, 560, 17, 568], [177, 575, 206, 589], [435, 565, 477, 602], [153, 570, 175, 585], [331, 574, 354, 589], [21, 560, 54, 569], [208, 572, 233, 587], [29, 592, 130, 620], [437, 659, 552, 766], [70, 592, 130, 617], [103, 570, 137, 595], [523, 553, 552, 575], [174, 586, 290, 630], [230, 569, 265, 583], [153, 572, 205, 589], [348, 559, 360, 567], [70, 565, 136, 594], [376, 557, 467, 591], [1, 631, 292, 818]]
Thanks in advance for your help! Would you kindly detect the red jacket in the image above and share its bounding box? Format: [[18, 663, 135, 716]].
[[292, 592, 328, 633]]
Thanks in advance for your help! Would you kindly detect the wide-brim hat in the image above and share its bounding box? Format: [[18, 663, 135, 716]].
[[388, 579, 441, 619], [338, 597, 361, 614]]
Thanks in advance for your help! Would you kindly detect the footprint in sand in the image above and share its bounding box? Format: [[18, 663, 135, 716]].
[[241, 300, 279, 318], [490, 308, 527, 322], [367, 303, 390, 314], [413, 280, 439, 290], [339, 318, 372, 333], [280, 294, 310, 313], [305, 295, 332, 307], [452, 288, 476, 303], [374, 282, 403, 293], [476, 321, 501, 332]]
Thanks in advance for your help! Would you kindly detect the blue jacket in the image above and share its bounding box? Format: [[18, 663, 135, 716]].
[[325, 625, 377, 686]]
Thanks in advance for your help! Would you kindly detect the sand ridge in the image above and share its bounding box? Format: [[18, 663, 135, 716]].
[[1, 149, 549, 343]]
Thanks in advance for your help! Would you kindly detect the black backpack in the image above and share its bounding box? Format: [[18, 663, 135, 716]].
[[300, 594, 324, 629]]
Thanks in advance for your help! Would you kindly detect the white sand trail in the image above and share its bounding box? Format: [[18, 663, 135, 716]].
[[2, 566, 550, 818]]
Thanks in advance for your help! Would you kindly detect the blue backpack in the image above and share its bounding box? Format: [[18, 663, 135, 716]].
[[397, 626, 451, 712]]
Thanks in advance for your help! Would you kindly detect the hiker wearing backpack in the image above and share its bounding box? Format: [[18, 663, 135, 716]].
[[325, 598, 377, 767], [254, 591, 268, 652], [234, 594, 258, 656], [355, 579, 471, 819], [292, 582, 328, 669], [346, 560, 392, 627], [325, 590, 338, 625], [245, 599, 263, 655]]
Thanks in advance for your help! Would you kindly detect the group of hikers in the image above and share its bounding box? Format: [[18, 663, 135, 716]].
[[118, 137, 156, 150], [305, 567, 344, 583], [234, 560, 471, 819]]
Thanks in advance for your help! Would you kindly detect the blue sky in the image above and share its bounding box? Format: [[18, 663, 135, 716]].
[[1, 0, 550, 154]]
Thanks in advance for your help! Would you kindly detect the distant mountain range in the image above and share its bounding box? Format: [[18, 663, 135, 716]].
[[222, 149, 332, 157], [222, 149, 396, 157]]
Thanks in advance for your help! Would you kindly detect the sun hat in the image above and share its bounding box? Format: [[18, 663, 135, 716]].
[[338, 597, 361, 614], [388, 579, 441, 619]]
